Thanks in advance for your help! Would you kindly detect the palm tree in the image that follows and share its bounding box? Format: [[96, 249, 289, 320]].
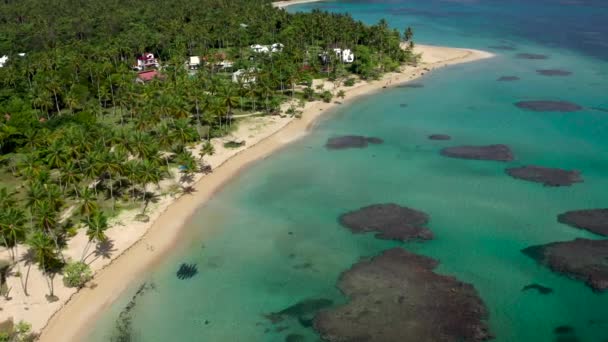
[[78, 187, 99, 217], [137, 160, 161, 213], [81, 211, 109, 262], [59, 161, 83, 196], [27, 231, 61, 298], [0, 208, 26, 261], [218, 84, 239, 127], [170, 118, 198, 146]]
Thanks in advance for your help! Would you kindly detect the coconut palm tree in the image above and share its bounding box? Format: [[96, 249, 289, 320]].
[[81, 210, 109, 262], [27, 231, 61, 298]]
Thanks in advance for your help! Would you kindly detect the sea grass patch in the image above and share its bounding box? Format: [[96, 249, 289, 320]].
[[497, 76, 520, 81], [557, 209, 608, 236], [339, 203, 433, 241], [440, 144, 514, 161], [399, 103, 408, 108], [514, 100, 583, 112], [488, 45, 517, 51], [265, 298, 333, 327], [536, 69, 573, 76], [313, 248, 492, 342], [506, 166, 582, 187], [522, 283, 553, 294], [398, 83, 424, 88], [325, 135, 383, 150], [516, 53, 549, 60], [522, 238, 608, 292], [428, 134, 451, 140], [176, 263, 198, 280]]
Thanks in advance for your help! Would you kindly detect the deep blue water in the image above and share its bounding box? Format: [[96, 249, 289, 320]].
[[87, 1, 608, 341]]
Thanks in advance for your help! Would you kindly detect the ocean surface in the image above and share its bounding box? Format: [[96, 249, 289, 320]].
[[87, 0, 608, 341]]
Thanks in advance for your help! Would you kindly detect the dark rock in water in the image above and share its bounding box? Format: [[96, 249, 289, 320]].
[[441, 144, 514, 162], [399, 83, 424, 88], [285, 334, 306, 342], [489, 45, 517, 51], [516, 53, 549, 59], [514, 100, 583, 112], [522, 283, 554, 294], [339, 203, 433, 241], [554, 325, 575, 334], [325, 135, 383, 150], [536, 69, 572, 76], [313, 248, 492, 342], [428, 134, 451, 140], [506, 166, 582, 187], [591, 107, 608, 113], [265, 298, 333, 325], [522, 238, 608, 292], [558, 209, 608, 236], [497, 76, 520, 81], [176, 263, 198, 280], [366, 137, 383, 145], [399, 103, 408, 108]]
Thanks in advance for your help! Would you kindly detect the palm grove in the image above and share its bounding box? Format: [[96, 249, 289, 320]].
[[0, 0, 415, 302]]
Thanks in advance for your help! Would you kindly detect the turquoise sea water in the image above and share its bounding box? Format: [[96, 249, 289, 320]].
[[88, 1, 608, 341]]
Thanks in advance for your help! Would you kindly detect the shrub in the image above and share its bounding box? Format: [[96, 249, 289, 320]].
[[321, 91, 333, 103], [344, 78, 355, 86], [223, 141, 246, 149], [63, 261, 92, 288]]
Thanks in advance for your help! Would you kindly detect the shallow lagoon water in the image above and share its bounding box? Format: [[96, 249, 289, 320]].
[[88, 0, 608, 341]]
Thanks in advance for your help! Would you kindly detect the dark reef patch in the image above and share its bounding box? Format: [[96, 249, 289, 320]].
[[506, 166, 582, 187], [265, 298, 333, 327], [339, 203, 433, 241], [554, 326, 575, 334], [440, 144, 514, 162], [498, 76, 520, 81], [285, 334, 305, 342], [591, 107, 608, 113], [111, 282, 155, 342], [558, 209, 608, 236], [176, 263, 199, 280], [514, 100, 583, 112], [488, 45, 517, 51], [399, 103, 408, 108], [428, 134, 451, 140], [516, 53, 549, 59], [522, 283, 554, 294], [398, 83, 424, 88], [325, 135, 383, 150], [522, 238, 608, 292], [536, 69, 573, 76], [313, 248, 492, 342]]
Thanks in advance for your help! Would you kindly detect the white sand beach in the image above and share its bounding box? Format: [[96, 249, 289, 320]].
[[0, 44, 493, 341]]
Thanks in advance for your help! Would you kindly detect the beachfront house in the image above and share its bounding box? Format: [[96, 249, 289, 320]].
[[250, 43, 283, 54], [333, 48, 355, 63], [135, 70, 161, 84], [133, 52, 160, 71], [188, 56, 201, 70], [232, 68, 257, 84]]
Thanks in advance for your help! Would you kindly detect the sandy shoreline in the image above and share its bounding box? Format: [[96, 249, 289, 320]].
[[18, 44, 494, 341], [273, 0, 326, 9]]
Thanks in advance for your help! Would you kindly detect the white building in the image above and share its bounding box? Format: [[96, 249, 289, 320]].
[[217, 60, 234, 69], [133, 52, 160, 71], [250, 43, 283, 54], [188, 56, 201, 69], [333, 48, 355, 63], [232, 68, 257, 84], [0, 55, 8, 68]]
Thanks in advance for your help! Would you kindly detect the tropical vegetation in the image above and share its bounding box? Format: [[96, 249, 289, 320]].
[[0, 0, 416, 301]]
